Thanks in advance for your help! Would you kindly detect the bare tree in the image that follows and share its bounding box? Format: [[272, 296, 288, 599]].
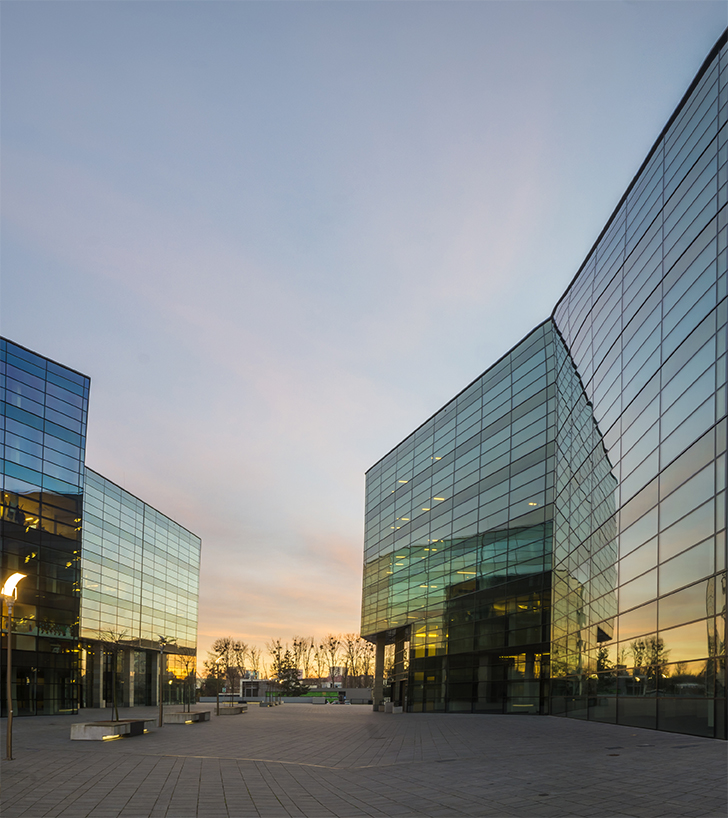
[[207, 637, 248, 698], [340, 634, 373, 688], [342, 634, 359, 686], [177, 654, 197, 712], [202, 652, 225, 700], [249, 646, 262, 678], [630, 636, 670, 695], [98, 629, 129, 721], [266, 639, 287, 692], [359, 639, 375, 687], [231, 640, 249, 687], [201, 634, 373, 694], [266, 639, 285, 667], [292, 636, 314, 678], [313, 642, 328, 686], [304, 637, 316, 678], [323, 634, 341, 687]]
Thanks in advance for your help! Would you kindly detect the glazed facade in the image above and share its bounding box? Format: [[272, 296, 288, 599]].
[[0, 339, 89, 715], [80, 471, 200, 709], [362, 31, 728, 738], [1, 339, 200, 715], [363, 323, 560, 715]]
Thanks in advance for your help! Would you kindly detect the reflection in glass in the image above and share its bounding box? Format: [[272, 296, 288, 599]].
[[660, 660, 711, 697], [660, 620, 711, 664], [659, 540, 714, 595], [658, 581, 710, 630], [620, 539, 658, 585], [620, 569, 658, 613], [619, 602, 657, 642], [362, 33, 727, 737]]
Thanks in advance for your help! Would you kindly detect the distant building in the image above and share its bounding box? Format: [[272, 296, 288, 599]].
[[79, 470, 200, 709], [1, 338, 201, 715], [362, 31, 728, 739]]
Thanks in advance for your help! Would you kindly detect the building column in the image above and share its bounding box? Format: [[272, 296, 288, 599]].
[[372, 634, 386, 711], [121, 648, 134, 707], [92, 645, 104, 708], [394, 629, 406, 706], [152, 651, 160, 706]]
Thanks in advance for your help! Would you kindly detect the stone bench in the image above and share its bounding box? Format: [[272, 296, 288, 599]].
[[71, 719, 155, 741], [218, 704, 247, 715], [164, 710, 211, 724]]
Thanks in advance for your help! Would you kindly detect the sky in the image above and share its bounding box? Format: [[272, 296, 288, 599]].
[[1, 1, 726, 661]]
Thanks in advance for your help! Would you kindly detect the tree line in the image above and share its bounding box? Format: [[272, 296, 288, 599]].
[[200, 633, 375, 696]]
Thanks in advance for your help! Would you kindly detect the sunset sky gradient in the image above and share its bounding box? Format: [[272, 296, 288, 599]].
[[1, 1, 726, 659]]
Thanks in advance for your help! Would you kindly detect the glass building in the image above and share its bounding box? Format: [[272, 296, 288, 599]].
[[80, 471, 200, 709], [362, 30, 728, 739], [1, 339, 201, 715], [0, 339, 89, 715]]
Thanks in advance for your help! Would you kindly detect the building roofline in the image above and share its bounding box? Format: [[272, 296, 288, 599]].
[[365, 317, 553, 474], [367, 27, 728, 476], [551, 27, 728, 320], [1, 336, 90, 382], [84, 466, 201, 542]]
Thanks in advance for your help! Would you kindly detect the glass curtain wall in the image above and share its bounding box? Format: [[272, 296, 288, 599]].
[[80, 469, 200, 707], [362, 30, 727, 738], [550, 327, 619, 722], [1, 339, 89, 715], [551, 34, 727, 738], [363, 323, 557, 713]]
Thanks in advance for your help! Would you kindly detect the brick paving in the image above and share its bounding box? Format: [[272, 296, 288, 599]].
[[1, 704, 726, 817]]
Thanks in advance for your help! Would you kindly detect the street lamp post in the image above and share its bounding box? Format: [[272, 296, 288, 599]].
[[2, 573, 26, 761], [157, 636, 172, 728]]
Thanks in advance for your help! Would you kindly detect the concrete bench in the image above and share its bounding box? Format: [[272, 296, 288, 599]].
[[164, 710, 211, 724], [218, 704, 247, 715], [71, 719, 155, 741]]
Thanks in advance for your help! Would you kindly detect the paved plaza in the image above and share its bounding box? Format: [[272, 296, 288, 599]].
[[1, 704, 726, 818]]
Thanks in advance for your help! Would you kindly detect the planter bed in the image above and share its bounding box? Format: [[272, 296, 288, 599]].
[[70, 719, 155, 741], [218, 704, 247, 715], [164, 710, 211, 724]]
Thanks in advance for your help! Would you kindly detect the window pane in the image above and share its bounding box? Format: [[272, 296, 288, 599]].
[[659, 539, 714, 595], [658, 580, 711, 630]]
